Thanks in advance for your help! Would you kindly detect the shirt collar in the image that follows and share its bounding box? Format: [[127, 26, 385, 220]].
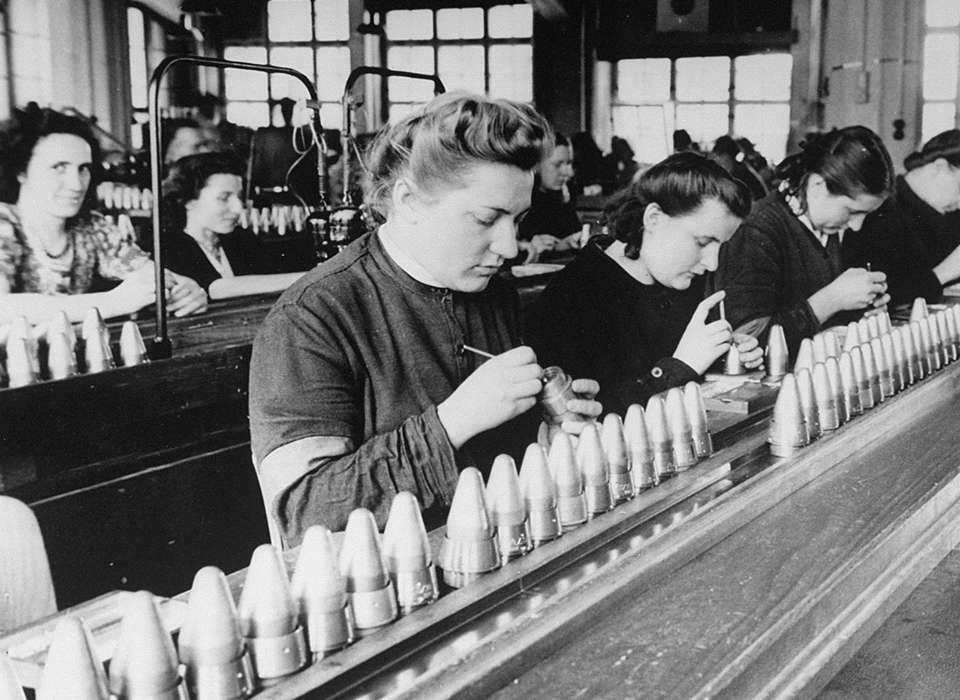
[[780, 182, 844, 246], [377, 222, 446, 289]]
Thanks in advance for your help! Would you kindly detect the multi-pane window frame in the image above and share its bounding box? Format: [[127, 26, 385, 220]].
[[222, 0, 353, 130], [921, 0, 960, 145], [611, 51, 793, 166], [383, 4, 532, 123]]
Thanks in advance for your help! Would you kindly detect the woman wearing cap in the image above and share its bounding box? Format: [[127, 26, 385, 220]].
[[249, 93, 601, 546], [527, 152, 761, 416], [161, 151, 305, 299], [516, 133, 582, 262], [715, 126, 894, 355], [0, 105, 207, 325], [844, 129, 960, 304]]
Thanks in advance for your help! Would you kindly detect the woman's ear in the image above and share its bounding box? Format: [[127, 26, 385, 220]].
[[391, 177, 421, 225], [642, 202, 664, 232], [807, 172, 826, 191]]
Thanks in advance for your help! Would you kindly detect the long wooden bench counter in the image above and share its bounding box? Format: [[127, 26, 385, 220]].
[[0, 267, 562, 607]]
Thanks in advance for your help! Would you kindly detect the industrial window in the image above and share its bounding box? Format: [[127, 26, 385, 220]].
[[921, 0, 960, 144], [612, 53, 793, 166], [384, 3, 532, 123], [128, 6, 149, 149], [223, 0, 352, 129]]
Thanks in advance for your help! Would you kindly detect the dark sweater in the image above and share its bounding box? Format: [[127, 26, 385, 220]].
[[249, 231, 538, 544], [843, 175, 948, 305], [517, 187, 581, 242], [715, 191, 849, 355], [526, 239, 700, 416], [162, 228, 269, 292]]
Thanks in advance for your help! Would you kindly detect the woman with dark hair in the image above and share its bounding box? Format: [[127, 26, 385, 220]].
[[161, 151, 304, 299], [844, 129, 960, 304], [249, 93, 601, 544], [527, 152, 759, 415], [0, 105, 206, 324], [716, 126, 894, 355], [516, 133, 582, 262]]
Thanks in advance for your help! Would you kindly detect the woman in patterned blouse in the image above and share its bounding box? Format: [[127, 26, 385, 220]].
[[0, 105, 208, 325]]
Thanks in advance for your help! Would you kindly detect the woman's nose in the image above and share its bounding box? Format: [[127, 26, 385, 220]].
[[847, 213, 867, 231], [490, 219, 519, 259], [701, 243, 721, 271]]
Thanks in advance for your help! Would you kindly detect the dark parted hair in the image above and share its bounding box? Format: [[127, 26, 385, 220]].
[[602, 151, 752, 260], [0, 104, 102, 215], [364, 91, 553, 218], [904, 129, 960, 171], [161, 151, 245, 237], [776, 126, 894, 209]]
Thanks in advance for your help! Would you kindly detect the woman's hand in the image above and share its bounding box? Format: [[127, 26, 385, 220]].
[[438, 345, 543, 449], [165, 271, 208, 317], [733, 333, 764, 369], [673, 290, 733, 375], [107, 265, 156, 317], [559, 378, 603, 435], [810, 268, 888, 320], [521, 234, 561, 263]]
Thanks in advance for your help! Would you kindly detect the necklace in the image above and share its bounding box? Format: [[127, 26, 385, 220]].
[[41, 235, 73, 259]]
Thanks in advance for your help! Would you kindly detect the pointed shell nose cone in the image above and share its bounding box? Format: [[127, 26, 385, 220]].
[[601, 413, 633, 503], [239, 545, 299, 637], [38, 616, 109, 700], [46, 331, 77, 380], [795, 367, 821, 440], [910, 297, 929, 322], [812, 362, 839, 431], [382, 491, 439, 610], [794, 338, 814, 373], [848, 345, 873, 410], [339, 510, 390, 594], [682, 381, 712, 458], [811, 333, 829, 365], [765, 324, 788, 380], [548, 430, 587, 530], [237, 545, 308, 682], [645, 395, 674, 477], [624, 404, 657, 489], [768, 373, 809, 456], [5, 335, 37, 387], [46, 311, 76, 352], [838, 351, 862, 417], [824, 355, 847, 424], [485, 456, 531, 562], [520, 443, 561, 543], [723, 344, 746, 375], [291, 525, 353, 655], [576, 423, 612, 517], [664, 387, 697, 470], [108, 591, 181, 697], [843, 321, 861, 353], [485, 455, 526, 527], [179, 566, 246, 669], [871, 336, 895, 398], [119, 321, 148, 366], [339, 509, 398, 634], [438, 468, 500, 587]]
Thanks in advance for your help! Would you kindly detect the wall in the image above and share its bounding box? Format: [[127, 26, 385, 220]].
[[819, 0, 923, 169]]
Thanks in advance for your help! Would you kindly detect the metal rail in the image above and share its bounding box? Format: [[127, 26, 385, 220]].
[[339, 67, 445, 204], [147, 55, 322, 358]]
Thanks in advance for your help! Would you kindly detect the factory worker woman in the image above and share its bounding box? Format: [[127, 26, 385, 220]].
[[844, 129, 960, 304], [250, 92, 601, 546], [0, 105, 207, 325], [716, 126, 894, 356], [517, 133, 582, 262], [160, 152, 305, 299], [528, 152, 760, 416]]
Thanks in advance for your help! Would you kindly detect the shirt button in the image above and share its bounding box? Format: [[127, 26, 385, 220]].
[[651, 367, 663, 378]]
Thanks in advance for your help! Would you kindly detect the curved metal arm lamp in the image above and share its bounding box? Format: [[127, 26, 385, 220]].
[[339, 67, 445, 204], [147, 55, 323, 359]]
